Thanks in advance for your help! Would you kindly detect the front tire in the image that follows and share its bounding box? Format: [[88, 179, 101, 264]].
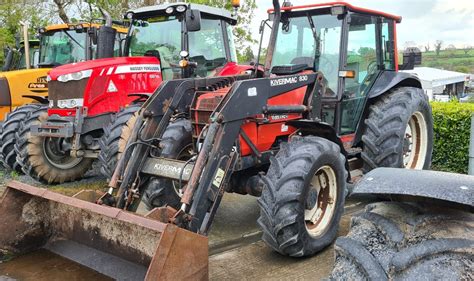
[[258, 136, 347, 257], [98, 105, 141, 179], [0, 104, 43, 172], [361, 87, 433, 172], [15, 107, 93, 184], [142, 118, 193, 209]]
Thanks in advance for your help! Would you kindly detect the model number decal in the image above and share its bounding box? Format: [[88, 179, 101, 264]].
[[270, 75, 308, 87]]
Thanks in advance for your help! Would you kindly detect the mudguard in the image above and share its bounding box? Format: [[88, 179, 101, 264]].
[[351, 168, 474, 207]]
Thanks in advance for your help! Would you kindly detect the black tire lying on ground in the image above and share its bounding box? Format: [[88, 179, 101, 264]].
[[361, 87, 433, 172], [98, 104, 141, 179], [0, 104, 43, 172], [142, 118, 193, 210], [258, 136, 347, 257], [15, 106, 93, 184], [329, 201, 474, 280]]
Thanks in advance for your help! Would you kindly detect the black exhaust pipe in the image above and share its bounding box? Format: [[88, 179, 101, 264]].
[[264, 0, 281, 72], [97, 8, 116, 59]]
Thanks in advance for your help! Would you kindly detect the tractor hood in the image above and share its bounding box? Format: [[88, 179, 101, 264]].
[[48, 56, 161, 80]]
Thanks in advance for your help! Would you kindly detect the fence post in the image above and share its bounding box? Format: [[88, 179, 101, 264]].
[[469, 114, 474, 175]]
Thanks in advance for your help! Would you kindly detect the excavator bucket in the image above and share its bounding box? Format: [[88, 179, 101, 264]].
[[0, 181, 208, 280]]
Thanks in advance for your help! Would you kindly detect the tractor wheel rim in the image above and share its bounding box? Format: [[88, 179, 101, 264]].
[[304, 165, 337, 237], [172, 144, 194, 197], [403, 111, 428, 169], [43, 137, 83, 169]]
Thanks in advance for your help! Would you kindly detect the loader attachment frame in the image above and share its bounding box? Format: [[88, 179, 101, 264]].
[[110, 72, 328, 235], [0, 181, 208, 280]]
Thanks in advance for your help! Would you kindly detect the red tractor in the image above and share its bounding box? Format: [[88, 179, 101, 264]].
[[104, 0, 433, 259], [15, 2, 252, 183]]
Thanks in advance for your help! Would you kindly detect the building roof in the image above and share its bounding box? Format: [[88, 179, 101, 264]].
[[129, 2, 236, 24], [403, 67, 470, 88]]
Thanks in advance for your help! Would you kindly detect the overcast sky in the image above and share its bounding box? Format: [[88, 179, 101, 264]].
[[250, 0, 474, 50]]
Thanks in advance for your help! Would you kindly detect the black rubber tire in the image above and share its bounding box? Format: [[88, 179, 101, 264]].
[[257, 136, 347, 257], [329, 201, 474, 280], [142, 118, 193, 210], [98, 104, 141, 179], [15, 106, 93, 184], [0, 104, 42, 172], [361, 87, 433, 172]]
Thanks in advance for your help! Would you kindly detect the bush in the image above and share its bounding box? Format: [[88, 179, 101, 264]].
[[431, 101, 474, 173]]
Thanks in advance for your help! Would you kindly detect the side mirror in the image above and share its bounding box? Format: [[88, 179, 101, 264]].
[[399, 47, 422, 70], [89, 27, 98, 45], [2, 47, 13, 71], [185, 9, 201, 32]]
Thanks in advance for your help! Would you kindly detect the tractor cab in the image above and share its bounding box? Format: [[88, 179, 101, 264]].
[[125, 2, 240, 80], [2, 40, 40, 71], [261, 2, 420, 138], [38, 23, 126, 67]]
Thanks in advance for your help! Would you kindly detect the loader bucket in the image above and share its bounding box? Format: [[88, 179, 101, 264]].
[[0, 181, 208, 280]]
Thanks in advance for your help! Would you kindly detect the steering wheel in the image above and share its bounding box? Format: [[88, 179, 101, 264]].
[[316, 56, 335, 76], [357, 61, 378, 95]]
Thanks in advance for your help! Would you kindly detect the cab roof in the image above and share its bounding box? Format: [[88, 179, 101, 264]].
[[268, 1, 402, 23], [45, 23, 128, 33], [129, 2, 237, 24]]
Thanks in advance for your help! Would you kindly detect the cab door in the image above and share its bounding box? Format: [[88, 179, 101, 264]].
[[339, 13, 395, 135]]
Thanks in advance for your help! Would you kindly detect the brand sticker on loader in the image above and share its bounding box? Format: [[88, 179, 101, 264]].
[[270, 75, 308, 87], [213, 168, 225, 188], [248, 87, 257, 96]]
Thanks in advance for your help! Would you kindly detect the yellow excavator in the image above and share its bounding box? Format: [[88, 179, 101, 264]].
[[0, 22, 127, 120]]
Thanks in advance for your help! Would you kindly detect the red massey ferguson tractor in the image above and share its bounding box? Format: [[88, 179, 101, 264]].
[[15, 2, 253, 184], [103, 0, 433, 258]]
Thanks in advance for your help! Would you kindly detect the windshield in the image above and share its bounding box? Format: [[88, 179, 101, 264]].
[[129, 16, 229, 80], [271, 14, 342, 95], [39, 30, 86, 66]]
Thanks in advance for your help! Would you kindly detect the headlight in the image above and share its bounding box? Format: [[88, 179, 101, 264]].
[[57, 69, 92, 83], [165, 7, 174, 14], [176, 5, 186, 12], [57, 98, 84, 109], [49, 99, 54, 108]]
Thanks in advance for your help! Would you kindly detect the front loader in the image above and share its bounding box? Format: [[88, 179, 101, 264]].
[[102, 0, 432, 257]]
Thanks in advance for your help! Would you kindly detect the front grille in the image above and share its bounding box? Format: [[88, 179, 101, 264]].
[[49, 79, 89, 107], [191, 88, 228, 137], [0, 77, 11, 107]]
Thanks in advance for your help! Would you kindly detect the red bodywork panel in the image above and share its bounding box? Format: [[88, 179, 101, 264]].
[[193, 78, 308, 157], [48, 58, 251, 118]]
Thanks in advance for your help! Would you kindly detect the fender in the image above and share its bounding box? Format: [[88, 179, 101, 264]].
[[353, 71, 423, 145], [286, 119, 351, 182], [367, 70, 422, 99], [22, 95, 49, 104]]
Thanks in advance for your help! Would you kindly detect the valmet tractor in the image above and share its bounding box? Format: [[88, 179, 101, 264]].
[[0, 21, 127, 172], [16, 2, 253, 184], [102, 0, 432, 258]]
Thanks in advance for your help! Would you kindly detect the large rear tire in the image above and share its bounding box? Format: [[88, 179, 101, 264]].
[[258, 136, 347, 257], [361, 87, 433, 172], [98, 105, 141, 179], [142, 118, 193, 209], [329, 201, 473, 280], [0, 104, 43, 172], [15, 107, 93, 184]]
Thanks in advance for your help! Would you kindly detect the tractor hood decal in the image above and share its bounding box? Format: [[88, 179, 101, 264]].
[[48, 56, 161, 80]]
